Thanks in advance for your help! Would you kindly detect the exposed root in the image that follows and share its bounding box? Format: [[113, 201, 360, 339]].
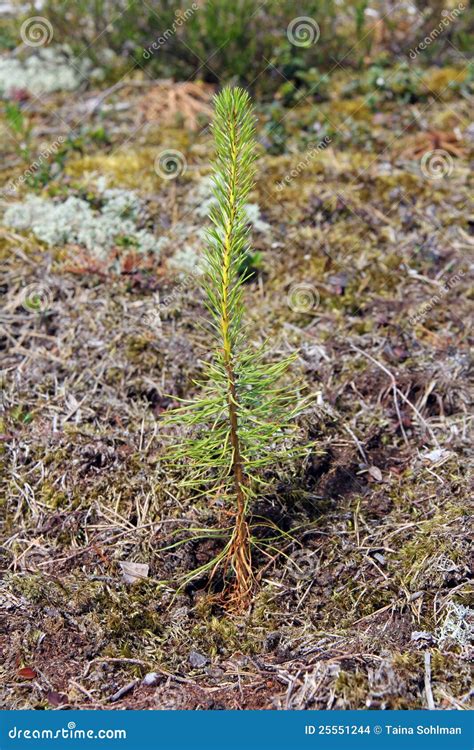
[[223, 512, 254, 612]]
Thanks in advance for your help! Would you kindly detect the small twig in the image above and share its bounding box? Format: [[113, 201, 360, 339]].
[[436, 688, 468, 710], [83, 657, 148, 678], [350, 344, 439, 446], [343, 424, 368, 463], [108, 679, 139, 703], [69, 680, 95, 701], [352, 602, 395, 624], [424, 651, 435, 710]]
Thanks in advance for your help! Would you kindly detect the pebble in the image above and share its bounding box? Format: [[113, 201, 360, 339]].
[[142, 672, 161, 687], [188, 650, 209, 668]]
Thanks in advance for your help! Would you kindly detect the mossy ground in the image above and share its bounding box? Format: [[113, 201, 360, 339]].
[[1, 64, 472, 710]]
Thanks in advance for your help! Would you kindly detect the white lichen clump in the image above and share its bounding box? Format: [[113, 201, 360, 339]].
[[4, 188, 159, 256], [436, 603, 473, 650], [167, 245, 205, 276], [0, 47, 90, 97]]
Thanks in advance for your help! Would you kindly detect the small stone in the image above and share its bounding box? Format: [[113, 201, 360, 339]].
[[368, 465, 383, 482], [422, 448, 451, 463], [188, 650, 208, 669], [264, 631, 281, 652], [206, 666, 224, 679], [142, 672, 161, 687]]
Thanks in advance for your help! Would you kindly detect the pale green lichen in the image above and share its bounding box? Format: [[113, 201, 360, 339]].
[[436, 603, 473, 650], [0, 47, 91, 97], [3, 188, 161, 257]]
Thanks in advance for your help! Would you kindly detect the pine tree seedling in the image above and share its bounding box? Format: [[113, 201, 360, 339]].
[[164, 86, 310, 610]]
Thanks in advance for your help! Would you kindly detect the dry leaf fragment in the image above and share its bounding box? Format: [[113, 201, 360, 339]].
[[18, 667, 37, 679], [368, 466, 383, 482], [119, 560, 149, 584], [46, 690, 68, 706]]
